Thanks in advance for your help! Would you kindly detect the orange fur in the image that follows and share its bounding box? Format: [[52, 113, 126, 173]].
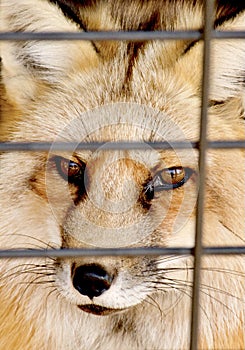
[[0, 1, 244, 349]]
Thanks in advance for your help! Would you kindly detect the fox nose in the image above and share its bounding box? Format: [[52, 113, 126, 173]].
[[72, 264, 113, 300]]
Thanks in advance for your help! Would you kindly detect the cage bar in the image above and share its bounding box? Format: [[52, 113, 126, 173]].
[[0, 2, 244, 349]]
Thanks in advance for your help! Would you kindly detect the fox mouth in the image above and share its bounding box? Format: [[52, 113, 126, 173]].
[[78, 304, 126, 316]]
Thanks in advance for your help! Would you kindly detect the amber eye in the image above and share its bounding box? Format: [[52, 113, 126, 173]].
[[55, 157, 86, 184], [144, 166, 192, 199], [151, 166, 192, 192], [160, 167, 185, 185], [60, 159, 80, 178]]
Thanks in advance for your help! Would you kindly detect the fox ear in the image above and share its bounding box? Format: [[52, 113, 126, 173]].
[[0, 0, 98, 108], [208, 2, 245, 102], [215, 0, 245, 26]]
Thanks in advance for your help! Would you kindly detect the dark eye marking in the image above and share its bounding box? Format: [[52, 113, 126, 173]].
[[208, 100, 225, 107], [144, 166, 193, 199], [182, 39, 200, 55], [48, 0, 100, 53], [49, 0, 84, 29]]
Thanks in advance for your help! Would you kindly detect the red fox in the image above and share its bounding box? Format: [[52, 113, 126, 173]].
[[0, 1, 244, 349]]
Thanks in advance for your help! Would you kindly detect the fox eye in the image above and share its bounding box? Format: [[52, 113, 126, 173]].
[[60, 159, 80, 178], [153, 166, 192, 191], [144, 167, 192, 197], [160, 167, 185, 185], [55, 157, 86, 184]]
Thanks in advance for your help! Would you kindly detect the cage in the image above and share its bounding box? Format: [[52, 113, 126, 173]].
[[0, 1, 245, 349]]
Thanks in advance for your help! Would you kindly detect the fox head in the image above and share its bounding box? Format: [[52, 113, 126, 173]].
[[1, 0, 244, 244], [0, 1, 244, 349]]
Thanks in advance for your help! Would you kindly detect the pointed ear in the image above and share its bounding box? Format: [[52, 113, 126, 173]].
[[215, 0, 245, 27], [209, 4, 245, 102], [0, 0, 98, 109]]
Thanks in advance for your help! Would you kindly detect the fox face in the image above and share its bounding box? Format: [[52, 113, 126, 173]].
[[0, 1, 244, 349]]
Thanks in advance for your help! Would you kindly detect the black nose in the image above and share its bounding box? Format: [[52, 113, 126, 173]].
[[72, 264, 113, 300]]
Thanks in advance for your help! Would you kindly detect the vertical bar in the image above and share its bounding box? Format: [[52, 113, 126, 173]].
[[190, 1, 215, 349]]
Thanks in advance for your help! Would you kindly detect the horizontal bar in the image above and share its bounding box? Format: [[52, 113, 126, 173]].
[[213, 31, 245, 39], [0, 141, 196, 151], [0, 30, 244, 42], [0, 246, 244, 259], [208, 141, 245, 149], [0, 141, 244, 152], [204, 246, 245, 255], [0, 30, 202, 41]]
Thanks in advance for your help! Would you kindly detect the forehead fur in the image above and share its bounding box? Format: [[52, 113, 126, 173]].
[[47, 0, 245, 30], [0, 0, 244, 142]]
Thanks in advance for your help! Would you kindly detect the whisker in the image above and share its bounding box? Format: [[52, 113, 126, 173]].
[[155, 282, 211, 324], [143, 265, 245, 280], [18, 274, 55, 304], [218, 220, 245, 243], [156, 277, 243, 320], [1, 233, 58, 250], [156, 255, 191, 265], [0, 264, 55, 282], [144, 295, 164, 320]]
